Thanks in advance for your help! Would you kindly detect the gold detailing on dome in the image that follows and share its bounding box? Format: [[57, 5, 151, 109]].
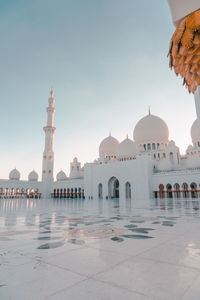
[[168, 9, 200, 93]]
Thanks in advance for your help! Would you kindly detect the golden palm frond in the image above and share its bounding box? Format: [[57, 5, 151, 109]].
[[168, 9, 200, 93]]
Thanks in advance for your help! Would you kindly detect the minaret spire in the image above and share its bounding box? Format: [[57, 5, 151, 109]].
[[42, 88, 56, 198], [50, 87, 54, 97]]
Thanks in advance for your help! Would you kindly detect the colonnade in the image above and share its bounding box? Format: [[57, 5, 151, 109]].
[[0, 188, 41, 199], [154, 182, 199, 199], [51, 188, 84, 199]]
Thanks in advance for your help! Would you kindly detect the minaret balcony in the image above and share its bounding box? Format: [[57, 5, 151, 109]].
[[43, 126, 56, 133], [46, 107, 55, 113]]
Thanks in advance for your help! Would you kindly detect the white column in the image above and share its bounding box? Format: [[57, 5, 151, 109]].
[[195, 87, 200, 128], [42, 89, 56, 198]]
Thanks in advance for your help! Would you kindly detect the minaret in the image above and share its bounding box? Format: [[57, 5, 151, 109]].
[[42, 88, 56, 198]]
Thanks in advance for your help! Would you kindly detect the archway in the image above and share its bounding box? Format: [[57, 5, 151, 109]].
[[159, 184, 165, 199], [166, 184, 173, 198], [125, 182, 131, 199], [191, 182, 197, 198], [98, 183, 103, 199], [174, 183, 180, 198], [182, 183, 189, 198], [108, 177, 119, 199]]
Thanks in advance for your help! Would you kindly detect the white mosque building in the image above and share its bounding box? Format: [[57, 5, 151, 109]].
[[1, 88, 200, 204]]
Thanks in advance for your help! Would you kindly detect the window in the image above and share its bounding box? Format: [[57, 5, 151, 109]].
[[147, 143, 151, 150], [152, 143, 156, 150]]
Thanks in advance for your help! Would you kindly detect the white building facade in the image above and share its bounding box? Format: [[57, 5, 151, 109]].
[[1, 88, 200, 204]]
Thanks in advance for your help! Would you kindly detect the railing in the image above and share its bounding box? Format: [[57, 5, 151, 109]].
[[0, 193, 42, 199]]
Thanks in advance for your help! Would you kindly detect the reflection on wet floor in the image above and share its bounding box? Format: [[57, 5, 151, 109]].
[[111, 237, 124, 242], [2, 198, 200, 300], [37, 242, 64, 249], [122, 234, 154, 239], [1, 198, 200, 250]]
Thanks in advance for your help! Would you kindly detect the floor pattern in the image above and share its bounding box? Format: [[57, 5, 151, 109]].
[[0, 198, 200, 299]]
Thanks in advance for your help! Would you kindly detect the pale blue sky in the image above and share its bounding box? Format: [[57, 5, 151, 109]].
[[0, 0, 196, 180]]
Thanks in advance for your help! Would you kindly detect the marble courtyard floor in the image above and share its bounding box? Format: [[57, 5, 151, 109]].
[[1, 198, 200, 299]]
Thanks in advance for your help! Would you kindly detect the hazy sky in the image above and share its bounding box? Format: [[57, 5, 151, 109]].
[[0, 0, 196, 180]]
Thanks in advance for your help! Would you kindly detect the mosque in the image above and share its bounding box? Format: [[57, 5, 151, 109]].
[[1, 88, 200, 204]]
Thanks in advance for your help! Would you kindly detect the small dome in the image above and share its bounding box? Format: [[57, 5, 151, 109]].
[[99, 134, 119, 158], [56, 170, 67, 181], [9, 168, 20, 180], [117, 137, 138, 159], [191, 119, 200, 144], [28, 170, 38, 181], [133, 114, 169, 145]]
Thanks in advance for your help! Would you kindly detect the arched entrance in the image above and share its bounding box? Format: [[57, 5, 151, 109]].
[[125, 182, 131, 199], [159, 184, 165, 199], [174, 183, 180, 198], [108, 177, 119, 199], [98, 183, 103, 199], [182, 183, 189, 198]]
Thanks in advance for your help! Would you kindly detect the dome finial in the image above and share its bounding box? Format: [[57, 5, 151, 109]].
[[148, 106, 151, 116], [109, 130, 111, 136], [126, 133, 128, 139], [50, 87, 54, 97]]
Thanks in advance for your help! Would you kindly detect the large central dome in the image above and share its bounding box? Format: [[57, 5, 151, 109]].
[[133, 114, 169, 145]]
